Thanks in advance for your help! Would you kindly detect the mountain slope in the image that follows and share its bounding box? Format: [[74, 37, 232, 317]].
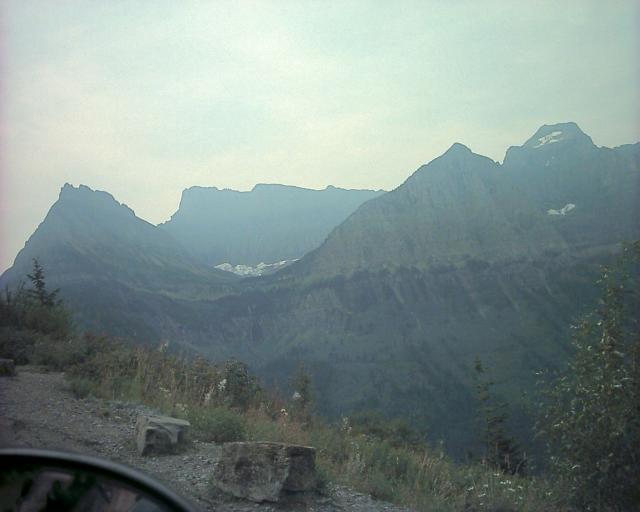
[[290, 143, 568, 278], [291, 123, 639, 280], [2, 124, 637, 456], [191, 123, 639, 454], [0, 184, 237, 341], [160, 184, 384, 266]]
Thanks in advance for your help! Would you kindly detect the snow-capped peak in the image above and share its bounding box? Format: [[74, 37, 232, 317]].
[[534, 131, 563, 148]]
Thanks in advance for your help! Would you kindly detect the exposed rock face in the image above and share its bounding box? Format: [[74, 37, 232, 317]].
[[160, 184, 384, 266], [211, 442, 317, 502], [136, 415, 190, 456], [0, 359, 16, 377]]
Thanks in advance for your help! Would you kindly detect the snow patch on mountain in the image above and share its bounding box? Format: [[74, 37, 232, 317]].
[[215, 259, 297, 277], [534, 131, 563, 148], [547, 203, 575, 216]]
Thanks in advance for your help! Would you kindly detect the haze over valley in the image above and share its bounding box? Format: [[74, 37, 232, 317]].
[[2, 3, 638, 509], [2, 121, 638, 454]]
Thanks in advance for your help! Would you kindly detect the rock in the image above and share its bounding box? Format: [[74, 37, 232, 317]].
[[211, 442, 317, 502], [136, 415, 190, 456], [280, 444, 317, 492], [0, 359, 16, 377]]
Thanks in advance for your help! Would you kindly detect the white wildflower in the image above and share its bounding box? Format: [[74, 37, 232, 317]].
[[204, 385, 215, 405], [218, 378, 227, 392]]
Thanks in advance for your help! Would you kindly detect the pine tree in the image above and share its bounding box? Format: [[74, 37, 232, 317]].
[[474, 356, 526, 474], [27, 258, 59, 307]]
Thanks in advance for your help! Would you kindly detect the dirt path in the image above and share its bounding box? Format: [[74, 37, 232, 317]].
[[0, 367, 413, 512]]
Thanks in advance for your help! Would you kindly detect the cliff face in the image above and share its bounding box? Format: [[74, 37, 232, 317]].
[[160, 184, 384, 266], [192, 255, 600, 452], [291, 124, 639, 279], [289, 143, 564, 278]]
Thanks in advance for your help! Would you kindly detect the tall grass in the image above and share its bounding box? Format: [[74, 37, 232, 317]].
[[45, 333, 567, 511]]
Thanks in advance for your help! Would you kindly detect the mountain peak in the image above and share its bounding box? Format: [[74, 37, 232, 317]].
[[444, 142, 473, 156], [522, 122, 594, 150], [427, 142, 496, 170], [57, 183, 136, 218], [60, 182, 94, 198], [503, 122, 596, 165]]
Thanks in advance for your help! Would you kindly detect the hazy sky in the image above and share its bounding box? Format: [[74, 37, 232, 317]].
[[1, 1, 638, 272]]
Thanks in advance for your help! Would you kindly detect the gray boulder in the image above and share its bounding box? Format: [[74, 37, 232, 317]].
[[0, 359, 16, 377], [136, 415, 190, 456], [211, 442, 317, 502]]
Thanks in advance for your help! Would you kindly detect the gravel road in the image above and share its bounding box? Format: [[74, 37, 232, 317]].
[[0, 367, 413, 512]]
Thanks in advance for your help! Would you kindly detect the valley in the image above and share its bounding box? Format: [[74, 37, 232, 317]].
[[1, 122, 638, 457]]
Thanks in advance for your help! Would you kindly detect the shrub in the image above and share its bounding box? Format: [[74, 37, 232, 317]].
[[366, 469, 397, 501], [68, 377, 95, 399], [349, 410, 424, 448], [538, 242, 640, 510], [187, 406, 247, 443], [0, 327, 37, 364], [31, 336, 88, 370], [289, 362, 314, 423], [220, 360, 262, 410]]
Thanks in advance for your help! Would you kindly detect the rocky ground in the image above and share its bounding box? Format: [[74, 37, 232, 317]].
[[0, 367, 413, 511]]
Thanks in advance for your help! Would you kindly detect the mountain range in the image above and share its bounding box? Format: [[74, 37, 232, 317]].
[[2, 122, 638, 455]]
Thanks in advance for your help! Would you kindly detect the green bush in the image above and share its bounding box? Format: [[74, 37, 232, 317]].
[[314, 461, 331, 494], [0, 327, 38, 364], [31, 336, 88, 370], [68, 377, 95, 399], [221, 360, 262, 410], [538, 243, 640, 510], [366, 469, 397, 502], [187, 406, 247, 443], [349, 410, 423, 448]]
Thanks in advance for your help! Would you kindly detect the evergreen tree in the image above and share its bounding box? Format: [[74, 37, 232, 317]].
[[3, 261, 70, 336], [221, 359, 260, 410], [27, 258, 59, 307], [474, 356, 526, 474]]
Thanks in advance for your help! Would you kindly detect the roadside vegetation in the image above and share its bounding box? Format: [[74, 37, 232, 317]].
[[1, 248, 638, 511]]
